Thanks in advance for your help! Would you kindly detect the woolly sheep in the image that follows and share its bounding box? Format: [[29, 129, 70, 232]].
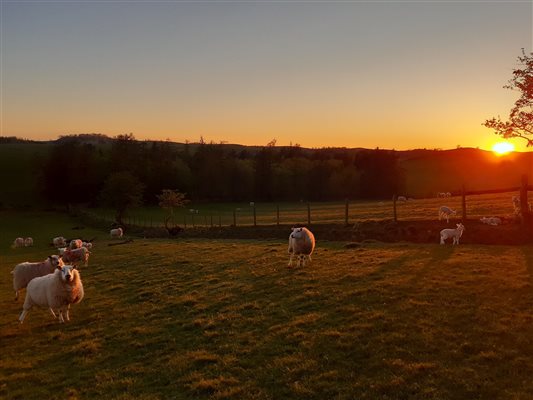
[[53, 236, 67, 248], [24, 237, 33, 247], [288, 227, 315, 267], [11, 255, 63, 301], [19, 264, 84, 324], [12, 237, 24, 248], [480, 217, 502, 226], [440, 223, 465, 245], [110, 227, 123, 238], [61, 247, 90, 267], [396, 196, 407, 202], [82, 241, 93, 250], [438, 206, 457, 223]]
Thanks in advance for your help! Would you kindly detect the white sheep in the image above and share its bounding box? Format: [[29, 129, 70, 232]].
[[12, 237, 24, 248], [110, 227, 123, 238], [61, 246, 90, 267], [480, 217, 502, 226], [440, 223, 465, 245], [396, 196, 407, 202], [82, 241, 93, 250], [11, 255, 63, 300], [52, 236, 67, 248], [438, 206, 457, 223], [19, 264, 84, 324], [288, 227, 315, 267], [24, 237, 33, 247]]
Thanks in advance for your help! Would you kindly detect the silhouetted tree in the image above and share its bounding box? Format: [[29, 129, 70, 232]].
[[99, 171, 144, 225], [484, 49, 533, 146], [157, 189, 189, 229]]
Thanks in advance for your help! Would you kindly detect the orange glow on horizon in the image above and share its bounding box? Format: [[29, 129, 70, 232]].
[[492, 142, 515, 156]]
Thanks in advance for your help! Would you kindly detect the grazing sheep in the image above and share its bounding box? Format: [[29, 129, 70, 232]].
[[82, 241, 93, 250], [110, 227, 123, 238], [61, 247, 90, 267], [53, 236, 67, 248], [480, 217, 502, 226], [19, 264, 84, 324], [12, 237, 24, 248], [438, 206, 457, 223], [396, 196, 407, 202], [288, 227, 315, 267], [11, 255, 63, 301], [24, 237, 33, 247], [440, 223, 465, 245]]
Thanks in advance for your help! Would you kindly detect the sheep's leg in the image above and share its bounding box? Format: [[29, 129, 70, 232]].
[[440, 235, 445, 245], [56, 310, 65, 323], [288, 254, 294, 267], [64, 305, 70, 322], [19, 310, 28, 323], [49, 308, 58, 319]]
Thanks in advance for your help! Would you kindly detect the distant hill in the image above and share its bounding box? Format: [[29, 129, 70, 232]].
[[0, 135, 531, 208]]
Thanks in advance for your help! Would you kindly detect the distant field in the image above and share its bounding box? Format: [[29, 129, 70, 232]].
[[2, 212, 533, 399], [87, 191, 533, 228]]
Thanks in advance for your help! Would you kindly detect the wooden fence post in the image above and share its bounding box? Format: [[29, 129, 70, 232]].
[[253, 205, 257, 227], [307, 203, 311, 225], [520, 175, 532, 239], [393, 195, 397, 222], [345, 199, 349, 226], [461, 185, 467, 222]]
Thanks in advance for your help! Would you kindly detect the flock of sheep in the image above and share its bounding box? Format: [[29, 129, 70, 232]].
[[10, 228, 124, 324], [8, 195, 528, 325]]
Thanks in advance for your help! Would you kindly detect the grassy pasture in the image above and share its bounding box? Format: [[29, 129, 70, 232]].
[[2, 212, 533, 399], [89, 191, 533, 228]]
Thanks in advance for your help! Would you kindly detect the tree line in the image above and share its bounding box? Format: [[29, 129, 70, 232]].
[[36, 134, 405, 208]]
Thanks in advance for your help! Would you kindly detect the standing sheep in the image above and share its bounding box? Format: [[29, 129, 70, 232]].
[[12, 237, 24, 248], [12, 255, 63, 300], [53, 236, 67, 248], [440, 223, 465, 245], [19, 264, 84, 324], [24, 237, 34, 247], [61, 246, 90, 267], [110, 227, 123, 238], [69, 239, 83, 249], [288, 227, 315, 267], [438, 206, 457, 223]]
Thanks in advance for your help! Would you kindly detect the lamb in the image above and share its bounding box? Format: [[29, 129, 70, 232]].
[[480, 217, 502, 226], [110, 227, 123, 238], [11, 255, 63, 300], [61, 246, 90, 267], [24, 237, 33, 247], [19, 264, 84, 324], [53, 236, 67, 248], [440, 223, 465, 245], [288, 227, 315, 267], [438, 206, 457, 223]]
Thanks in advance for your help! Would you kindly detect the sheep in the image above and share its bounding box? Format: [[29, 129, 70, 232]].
[[480, 217, 502, 226], [69, 239, 82, 249], [12, 237, 24, 248], [24, 237, 33, 247], [396, 196, 407, 202], [11, 255, 63, 301], [53, 236, 67, 248], [440, 223, 465, 245], [82, 241, 93, 250], [19, 264, 84, 324], [110, 227, 123, 238], [288, 227, 315, 267], [438, 206, 457, 223], [61, 246, 90, 267]]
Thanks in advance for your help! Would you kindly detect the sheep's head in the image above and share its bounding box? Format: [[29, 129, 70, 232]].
[[59, 265, 76, 283], [48, 255, 64, 268], [290, 227, 306, 240], [456, 223, 465, 231]]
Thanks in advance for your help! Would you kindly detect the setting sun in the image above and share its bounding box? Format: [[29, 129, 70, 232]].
[[492, 142, 515, 155]]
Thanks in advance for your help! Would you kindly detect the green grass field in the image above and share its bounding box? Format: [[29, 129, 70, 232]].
[[2, 212, 533, 399]]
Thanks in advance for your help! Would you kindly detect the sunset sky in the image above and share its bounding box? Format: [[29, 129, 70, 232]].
[[1, 1, 532, 151]]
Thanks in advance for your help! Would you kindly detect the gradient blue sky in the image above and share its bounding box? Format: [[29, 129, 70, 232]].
[[1, 1, 532, 150]]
